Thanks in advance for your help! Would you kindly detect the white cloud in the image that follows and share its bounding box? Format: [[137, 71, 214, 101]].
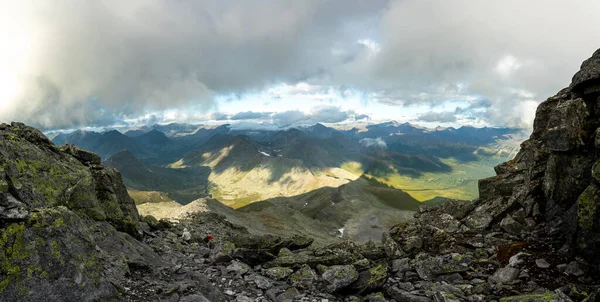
[[359, 137, 387, 149]]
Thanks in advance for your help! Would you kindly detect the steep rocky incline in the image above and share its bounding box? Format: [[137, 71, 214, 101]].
[[0, 123, 220, 301]]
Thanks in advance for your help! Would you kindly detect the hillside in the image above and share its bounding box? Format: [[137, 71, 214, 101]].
[[103, 150, 210, 204]]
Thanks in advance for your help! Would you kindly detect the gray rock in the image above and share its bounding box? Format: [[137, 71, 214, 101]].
[[0, 193, 29, 220], [508, 252, 529, 267], [403, 236, 423, 253], [498, 291, 573, 302], [226, 260, 251, 275], [245, 273, 274, 289], [490, 266, 520, 284], [464, 205, 493, 230], [235, 296, 255, 302], [564, 261, 584, 276], [535, 258, 551, 269], [387, 286, 432, 302], [289, 264, 317, 289], [179, 294, 211, 302], [263, 267, 294, 280], [363, 292, 387, 302], [414, 253, 471, 281], [397, 282, 415, 292], [542, 98, 589, 152], [392, 258, 412, 273], [432, 213, 461, 233], [275, 287, 300, 302], [322, 265, 359, 293], [433, 292, 462, 302], [500, 215, 526, 236], [351, 263, 388, 294]]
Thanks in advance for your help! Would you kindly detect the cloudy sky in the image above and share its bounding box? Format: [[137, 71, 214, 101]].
[[0, 0, 599, 131]]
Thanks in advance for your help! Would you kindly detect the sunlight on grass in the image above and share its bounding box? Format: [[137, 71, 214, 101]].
[[364, 156, 505, 201]]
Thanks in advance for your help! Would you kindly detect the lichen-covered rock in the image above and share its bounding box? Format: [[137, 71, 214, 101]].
[[0, 123, 217, 301], [499, 291, 573, 302], [262, 267, 293, 280], [60, 144, 101, 165], [490, 266, 520, 284], [387, 286, 432, 302], [0, 193, 29, 220], [351, 263, 387, 294], [321, 265, 359, 293], [289, 264, 316, 289], [541, 98, 588, 152]]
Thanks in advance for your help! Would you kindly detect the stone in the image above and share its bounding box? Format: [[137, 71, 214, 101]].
[[414, 253, 471, 281], [226, 260, 251, 275], [433, 292, 462, 302], [289, 264, 317, 289], [363, 292, 387, 302], [263, 267, 294, 280], [500, 215, 526, 236], [351, 263, 388, 294], [387, 286, 432, 302], [403, 236, 423, 253], [0, 193, 29, 220], [275, 287, 300, 302], [211, 241, 236, 263], [541, 98, 588, 152], [392, 258, 412, 273], [278, 247, 294, 257], [432, 213, 461, 233], [244, 273, 274, 289], [576, 184, 600, 258], [180, 294, 211, 302], [564, 261, 584, 277], [490, 266, 520, 284], [508, 252, 529, 268], [499, 292, 573, 302], [397, 282, 415, 291], [535, 259, 551, 269], [321, 265, 359, 293], [464, 205, 494, 230], [60, 144, 102, 165]]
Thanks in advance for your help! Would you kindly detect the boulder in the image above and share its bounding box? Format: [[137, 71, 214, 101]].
[[351, 263, 387, 294], [387, 286, 432, 302], [262, 267, 294, 281], [321, 265, 359, 293], [289, 265, 317, 290]]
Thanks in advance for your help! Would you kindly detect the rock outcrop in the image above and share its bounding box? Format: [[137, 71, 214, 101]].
[[0, 123, 218, 301]]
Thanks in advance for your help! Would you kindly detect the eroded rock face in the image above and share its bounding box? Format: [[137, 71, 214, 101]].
[[0, 123, 214, 301]]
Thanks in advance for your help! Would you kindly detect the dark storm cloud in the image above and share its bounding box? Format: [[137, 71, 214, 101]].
[[0, 0, 387, 130]]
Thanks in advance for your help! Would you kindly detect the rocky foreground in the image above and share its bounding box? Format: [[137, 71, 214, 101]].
[[2, 48, 600, 301]]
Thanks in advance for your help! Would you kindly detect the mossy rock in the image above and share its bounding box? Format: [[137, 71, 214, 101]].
[[0, 207, 117, 300], [499, 292, 565, 302], [351, 263, 388, 294]]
